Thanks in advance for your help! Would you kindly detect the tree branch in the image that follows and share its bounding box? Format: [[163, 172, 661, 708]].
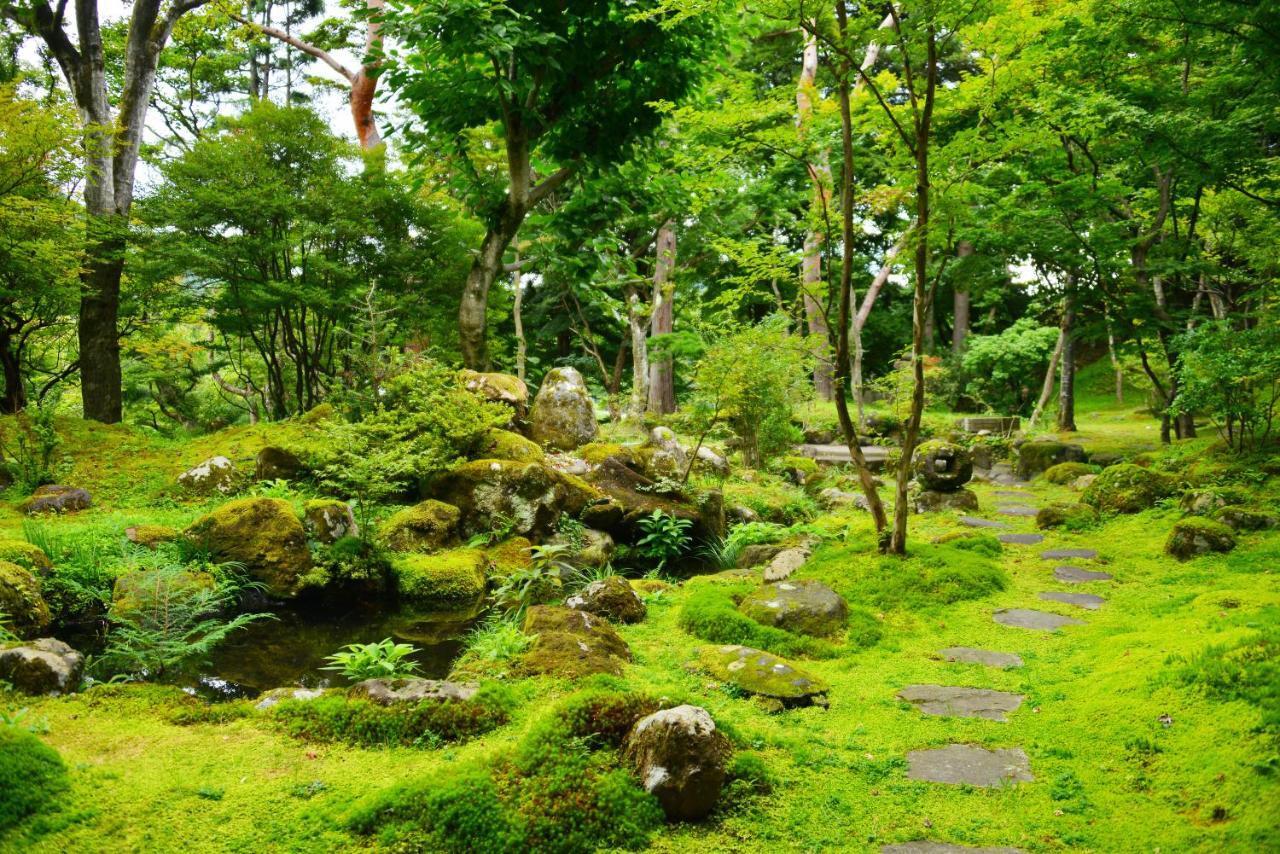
[[231, 13, 355, 82]]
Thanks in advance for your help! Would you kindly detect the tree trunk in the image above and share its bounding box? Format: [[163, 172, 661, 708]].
[[1057, 284, 1076, 431], [796, 29, 834, 400], [647, 222, 676, 415], [1029, 329, 1064, 429], [0, 331, 25, 414], [1105, 310, 1122, 404], [78, 243, 125, 422], [628, 288, 649, 419], [952, 240, 972, 355], [459, 208, 523, 370], [512, 262, 526, 382]]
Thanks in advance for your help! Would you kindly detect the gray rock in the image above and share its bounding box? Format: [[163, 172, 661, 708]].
[[642, 426, 689, 478], [1040, 548, 1097, 560], [996, 505, 1038, 518], [939, 647, 1023, 669], [997, 533, 1043, 545], [459, 370, 530, 422], [22, 484, 91, 514], [958, 516, 1009, 529], [914, 489, 979, 514], [738, 579, 848, 637], [0, 638, 83, 695], [1039, 591, 1105, 610], [883, 843, 1025, 853], [736, 543, 784, 568], [913, 441, 974, 491], [694, 446, 729, 477], [178, 456, 238, 494], [351, 678, 479, 705], [906, 745, 1034, 787], [529, 367, 598, 450], [624, 704, 731, 821], [255, 446, 306, 482], [898, 685, 1024, 722], [764, 547, 809, 582], [699, 644, 828, 707], [1053, 566, 1112, 584], [954, 416, 1020, 435], [819, 487, 870, 511], [1071, 474, 1097, 491], [255, 687, 327, 710], [993, 608, 1084, 631], [566, 575, 646, 624], [304, 500, 358, 544]]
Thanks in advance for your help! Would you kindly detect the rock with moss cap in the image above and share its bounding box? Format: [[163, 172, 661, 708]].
[[304, 499, 359, 544], [1016, 440, 1086, 479], [460, 370, 530, 423], [392, 549, 488, 612], [255, 446, 306, 482], [549, 527, 615, 568], [476, 428, 544, 463], [1180, 488, 1248, 517], [1042, 461, 1099, 485], [913, 488, 979, 514], [0, 560, 51, 638], [912, 440, 973, 492], [699, 644, 828, 707], [529, 366, 598, 450], [520, 604, 632, 678], [1036, 502, 1099, 530], [0, 638, 83, 695], [433, 460, 597, 540], [0, 540, 52, 575], [739, 579, 848, 637], [1166, 517, 1236, 560], [1214, 505, 1279, 532], [177, 456, 239, 494], [377, 500, 460, 552], [636, 426, 689, 478], [585, 457, 720, 540], [624, 704, 731, 821], [185, 497, 312, 598], [124, 525, 179, 550], [483, 537, 533, 578], [578, 442, 640, 469], [1083, 463, 1176, 514], [567, 575, 646, 624], [22, 484, 91, 515]]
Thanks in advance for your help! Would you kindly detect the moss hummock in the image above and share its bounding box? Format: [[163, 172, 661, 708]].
[[483, 537, 533, 577], [1083, 463, 1176, 513], [378, 500, 461, 552], [1036, 502, 1100, 530], [520, 605, 632, 678], [124, 524, 179, 550], [0, 727, 68, 832], [0, 559, 51, 638], [1166, 517, 1237, 560], [578, 442, 639, 468], [184, 497, 312, 598], [477, 428, 544, 463], [392, 549, 488, 611], [0, 540, 52, 574], [1042, 461, 1099, 485]]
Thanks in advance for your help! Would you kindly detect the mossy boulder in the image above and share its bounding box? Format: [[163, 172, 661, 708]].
[[124, 524, 179, 550], [913, 488, 979, 514], [579, 442, 639, 469], [303, 499, 359, 544], [771, 454, 820, 486], [177, 455, 239, 494], [521, 605, 632, 678], [476, 428, 544, 463], [1082, 463, 1176, 514], [111, 567, 216, 621], [434, 460, 598, 540], [392, 549, 488, 612], [255, 446, 306, 481], [377, 500, 460, 552], [1016, 441, 1086, 479], [299, 402, 337, 423], [699, 644, 828, 707], [1165, 517, 1236, 560], [0, 560, 51, 638], [460, 370, 530, 423], [738, 580, 848, 638], [185, 497, 312, 598], [1214, 505, 1279, 532], [584, 457, 720, 540], [566, 576, 646, 624], [0, 638, 83, 696], [0, 726, 69, 832], [484, 537, 533, 577], [22, 485, 91, 515], [0, 540, 51, 574], [1179, 488, 1248, 516], [1035, 502, 1099, 530], [1042, 462, 1099, 485], [529, 366, 598, 450], [623, 705, 731, 821], [912, 440, 973, 492], [636, 426, 688, 478]]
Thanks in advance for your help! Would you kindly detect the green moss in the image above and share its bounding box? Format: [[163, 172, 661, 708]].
[[520, 605, 632, 678], [392, 549, 488, 610], [0, 539, 52, 574], [699, 643, 829, 700], [723, 476, 818, 524], [1214, 505, 1279, 532], [0, 559, 51, 637], [771, 455, 819, 477], [378, 499, 460, 552], [298, 402, 337, 423], [1036, 502, 1100, 531], [678, 581, 843, 658], [1173, 618, 1279, 734], [577, 442, 638, 468], [484, 536, 533, 576], [478, 428, 544, 463], [1042, 461, 1100, 484], [0, 728, 68, 832], [125, 524, 179, 549], [184, 497, 311, 597], [1166, 517, 1237, 560], [1017, 440, 1085, 477], [1083, 463, 1177, 514]]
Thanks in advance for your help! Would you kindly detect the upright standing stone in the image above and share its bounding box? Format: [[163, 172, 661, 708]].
[[529, 367, 599, 450]]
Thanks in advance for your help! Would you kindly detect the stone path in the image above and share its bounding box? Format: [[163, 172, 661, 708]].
[[959, 516, 1010, 529], [993, 607, 1084, 631], [899, 685, 1024, 721], [997, 533, 1043, 545], [1039, 591, 1105, 610], [1040, 548, 1098, 560], [906, 745, 1034, 786], [1053, 565, 1112, 584], [884, 845, 1025, 854], [996, 505, 1038, 517], [938, 647, 1023, 668]]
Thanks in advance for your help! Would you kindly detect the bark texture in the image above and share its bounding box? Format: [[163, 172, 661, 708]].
[[647, 222, 677, 415]]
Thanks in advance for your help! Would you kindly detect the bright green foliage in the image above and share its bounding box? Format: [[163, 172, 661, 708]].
[[490, 545, 573, 616], [0, 539, 51, 573], [1083, 464, 1177, 514], [322, 638, 421, 682], [392, 550, 489, 612], [0, 559, 49, 637], [1036, 502, 1100, 531], [459, 613, 532, 665], [678, 581, 844, 658], [959, 320, 1060, 415], [1173, 618, 1279, 734], [1171, 321, 1280, 452], [0, 406, 60, 492], [635, 509, 693, 570], [0, 727, 68, 832], [1042, 462, 1100, 485]]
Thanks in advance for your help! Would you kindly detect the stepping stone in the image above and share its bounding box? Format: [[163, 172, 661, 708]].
[[993, 608, 1084, 631], [898, 685, 1024, 722], [1039, 591, 1105, 610], [996, 505, 1038, 517], [939, 647, 1023, 669], [998, 533, 1043, 545], [883, 844, 1025, 854], [1040, 548, 1097, 560], [994, 490, 1030, 498], [959, 516, 1009, 529], [905, 744, 1034, 787], [1054, 565, 1112, 584]]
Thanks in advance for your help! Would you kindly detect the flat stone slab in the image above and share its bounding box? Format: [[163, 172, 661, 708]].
[[1054, 565, 1112, 583], [906, 745, 1034, 787], [939, 647, 1023, 669], [795, 444, 890, 470], [994, 490, 1031, 498], [1040, 548, 1097, 560], [996, 505, 1038, 517], [993, 608, 1084, 631], [884, 844, 1026, 854], [998, 533, 1043, 545], [958, 516, 1010, 529], [898, 685, 1024, 722], [1039, 591, 1105, 610]]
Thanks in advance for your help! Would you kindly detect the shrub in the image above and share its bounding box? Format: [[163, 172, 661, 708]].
[[0, 726, 68, 832], [960, 318, 1060, 415], [323, 638, 421, 682], [678, 582, 843, 658], [1170, 320, 1280, 453], [634, 510, 692, 570], [458, 613, 532, 665], [0, 405, 60, 494]]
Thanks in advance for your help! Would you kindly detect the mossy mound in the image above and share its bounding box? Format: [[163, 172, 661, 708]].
[[520, 605, 632, 678], [392, 549, 488, 612], [738, 580, 849, 638], [303, 499, 358, 544], [435, 460, 598, 540], [476, 428, 544, 463], [699, 644, 828, 705], [125, 524, 180, 550], [1042, 462, 1099, 485], [1036, 502, 1100, 530], [484, 537, 533, 577], [0, 727, 68, 832], [0, 540, 52, 574], [378, 500, 460, 552], [1213, 505, 1279, 532], [1017, 441, 1086, 478], [678, 582, 864, 657], [1165, 517, 1237, 560], [184, 497, 312, 598], [579, 442, 639, 468], [1179, 488, 1248, 516], [459, 370, 530, 422], [0, 559, 51, 638], [1082, 463, 1176, 514]]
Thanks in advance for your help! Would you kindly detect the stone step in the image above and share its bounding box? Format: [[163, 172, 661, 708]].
[[1040, 548, 1098, 560], [905, 744, 1034, 787], [958, 516, 1010, 529], [993, 608, 1085, 631], [954, 416, 1021, 435], [939, 647, 1023, 669], [996, 505, 1038, 517], [883, 844, 1025, 854], [1053, 566, 1113, 584], [898, 685, 1024, 722], [795, 443, 891, 470], [1039, 591, 1105, 610], [998, 533, 1044, 545]]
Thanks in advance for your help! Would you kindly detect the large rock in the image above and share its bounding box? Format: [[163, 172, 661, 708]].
[[185, 498, 312, 598], [460, 370, 530, 423], [1180, 488, 1247, 517], [1165, 518, 1236, 560], [912, 441, 973, 492], [549, 527, 615, 569], [0, 638, 83, 695], [624, 705, 731, 821], [638, 427, 689, 478], [529, 367, 598, 450], [1035, 502, 1098, 530], [177, 456, 239, 494], [913, 488, 979, 514], [584, 458, 721, 541], [1214, 505, 1279, 532], [736, 544, 784, 568], [0, 540, 52, 574], [476, 428, 545, 463], [392, 549, 489, 613], [1041, 462, 1097, 485], [22, 484, 91, 514], [350, 677, 479, 706], [566, 575, 646, 624], [434, 460, 597, 540], [1016, 440, 1086, 479], [378, 500, 460, 552], [521, 605, 632, 678], [303, 499, 358, 544], [699, 644, 828, 707], [254, 446, 306, 481], [1082, 464, 1175, 514], [739, 579, 848, 637], [0, 561, 50, 638]]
